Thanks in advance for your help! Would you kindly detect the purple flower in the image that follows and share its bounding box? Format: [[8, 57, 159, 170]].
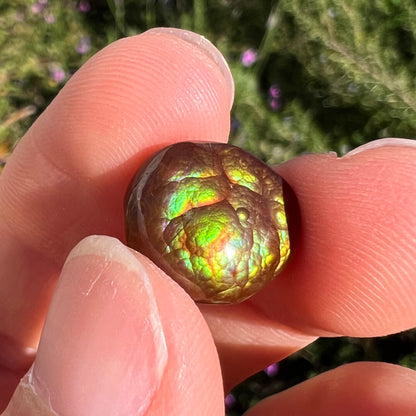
[[77, 0, 91, 12], [269, 98, 281, 111], [31, 2, 46, 13], [268, 85, 281, 111], [225, 393, 236, 410], [269, 84, 281, 99], [264, 362, 279, 377], [241, 48, 258, 67], [231, 117, 241, 132], [76, 35, 91, 54], [49, 65, 66, 83]]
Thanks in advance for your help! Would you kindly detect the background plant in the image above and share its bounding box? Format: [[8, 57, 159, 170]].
[[1, 1, 415, 414]]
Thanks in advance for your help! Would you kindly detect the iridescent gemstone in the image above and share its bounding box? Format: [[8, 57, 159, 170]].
[[125, 142, 290, 303]]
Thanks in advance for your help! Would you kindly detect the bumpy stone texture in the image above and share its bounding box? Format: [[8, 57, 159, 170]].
[[125, 142, 290, 303]]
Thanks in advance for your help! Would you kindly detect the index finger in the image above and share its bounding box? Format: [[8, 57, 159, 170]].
[[254, 139, 416, 337], [0, 29, 233, 357]]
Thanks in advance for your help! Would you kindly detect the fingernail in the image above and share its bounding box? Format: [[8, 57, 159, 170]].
[[30, 236, 167, 415], [146, 27, 235, 109], [343, 137, 416, 158]]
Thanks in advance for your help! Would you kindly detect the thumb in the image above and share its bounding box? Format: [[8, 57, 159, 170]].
[[3, 236, 224, 415]]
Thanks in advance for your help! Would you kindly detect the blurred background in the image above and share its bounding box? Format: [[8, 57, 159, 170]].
[[0, 1, 415, 414]]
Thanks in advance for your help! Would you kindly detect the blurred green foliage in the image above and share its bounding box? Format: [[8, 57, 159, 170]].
[[0, 1, 94, 148], [2, 0, 416, 162], [1, 0, 415, 414]]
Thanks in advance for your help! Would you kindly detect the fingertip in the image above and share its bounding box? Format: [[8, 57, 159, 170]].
[[245, 362, 416, 416], [145, 28, 235, 109], [12, 31, 230, 186], [254, 143, 416, 337], [32, 235, 168, 415]]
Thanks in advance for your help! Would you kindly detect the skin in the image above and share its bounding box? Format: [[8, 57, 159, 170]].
[[1, 28, 416, 415]]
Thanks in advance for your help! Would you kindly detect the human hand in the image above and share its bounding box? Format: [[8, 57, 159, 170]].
[[1, 28, 416, 415]]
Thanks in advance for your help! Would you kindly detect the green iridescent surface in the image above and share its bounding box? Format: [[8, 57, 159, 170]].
[[125, 142, 290, 303]]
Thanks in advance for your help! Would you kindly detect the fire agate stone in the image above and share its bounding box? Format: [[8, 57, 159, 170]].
[[125, 142, 290, 303]]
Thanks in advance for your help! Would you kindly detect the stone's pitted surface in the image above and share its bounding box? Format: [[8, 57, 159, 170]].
[[125, 142, 290, 303]]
